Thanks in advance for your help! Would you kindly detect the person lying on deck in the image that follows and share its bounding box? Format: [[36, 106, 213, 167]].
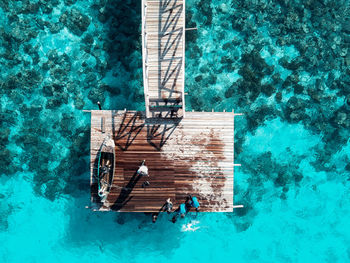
[[137, 160, 148, 176]]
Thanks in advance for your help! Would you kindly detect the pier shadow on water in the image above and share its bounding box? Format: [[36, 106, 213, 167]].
[[64, 1, 184, 253], [65, 196, 185, 255], [63, 0, 142, 199], [92, 0, 144, 109]]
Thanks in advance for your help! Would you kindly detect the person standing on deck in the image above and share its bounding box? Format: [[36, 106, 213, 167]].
[[137, 160, 148, 176], [138, 160, 150, 188]]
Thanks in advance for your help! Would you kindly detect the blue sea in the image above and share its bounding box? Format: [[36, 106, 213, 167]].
[[1, 0, 350, 262]]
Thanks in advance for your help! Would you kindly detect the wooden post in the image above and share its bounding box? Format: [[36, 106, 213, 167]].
[[101, 117, 105, 133]]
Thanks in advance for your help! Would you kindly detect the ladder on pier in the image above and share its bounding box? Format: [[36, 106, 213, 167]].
[[142, 0, 186, 118]]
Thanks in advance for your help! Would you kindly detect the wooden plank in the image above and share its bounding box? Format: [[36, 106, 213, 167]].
[[101, 117, 105, 133]]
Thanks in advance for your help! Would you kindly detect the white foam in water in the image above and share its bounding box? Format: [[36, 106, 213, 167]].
[[181, 220, 200, 232]]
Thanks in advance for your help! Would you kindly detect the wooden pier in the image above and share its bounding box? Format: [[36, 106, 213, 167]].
[[87, 0, 242, 212], [90, 110, 238, 212]]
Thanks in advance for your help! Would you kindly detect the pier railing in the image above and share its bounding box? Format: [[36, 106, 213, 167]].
[[141, 0, 150, 117], [181, 0, 186, 117]]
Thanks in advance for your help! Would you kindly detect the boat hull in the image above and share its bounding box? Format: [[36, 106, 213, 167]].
[[97, 137, 115, 202]]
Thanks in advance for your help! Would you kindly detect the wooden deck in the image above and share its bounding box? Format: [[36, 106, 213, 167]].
[[142, 0, 185, 118], [90, 110, 236, 212]]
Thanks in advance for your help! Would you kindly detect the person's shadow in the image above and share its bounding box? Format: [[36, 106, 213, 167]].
[[110, 171, 142, 210]]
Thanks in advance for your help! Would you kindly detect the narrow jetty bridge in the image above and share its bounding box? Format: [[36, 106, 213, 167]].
[[87, 0, 242, 212], [142, 0, 186, 118]]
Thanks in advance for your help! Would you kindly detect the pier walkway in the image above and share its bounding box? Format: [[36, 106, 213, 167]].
[[142, 0, 185, 118]]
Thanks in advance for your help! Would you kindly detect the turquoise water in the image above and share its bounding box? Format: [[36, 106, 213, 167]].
[[1, 0, 350, 262]]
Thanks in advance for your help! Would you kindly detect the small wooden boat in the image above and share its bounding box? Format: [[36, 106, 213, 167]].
[[97, 136, 115, 202]]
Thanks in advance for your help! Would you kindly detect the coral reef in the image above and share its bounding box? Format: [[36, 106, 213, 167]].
[[0, 0, 349, 260]]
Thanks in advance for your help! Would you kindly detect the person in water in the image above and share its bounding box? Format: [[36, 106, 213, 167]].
[[179, 203, 187, 217], [152, 212, 158, 223], [171, 203, 187, 223], [185, 195, 192, 211], [191, 196, 200, 212], [137, 160, 148, 176], [186, 195, 200, 212]]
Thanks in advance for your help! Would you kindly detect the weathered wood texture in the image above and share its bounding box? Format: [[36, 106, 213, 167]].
[[90, 110, 235, 212], [142, 0, 185, 118]]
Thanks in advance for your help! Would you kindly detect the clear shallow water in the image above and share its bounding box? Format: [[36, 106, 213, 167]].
[[1, 0, 350, 262]]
